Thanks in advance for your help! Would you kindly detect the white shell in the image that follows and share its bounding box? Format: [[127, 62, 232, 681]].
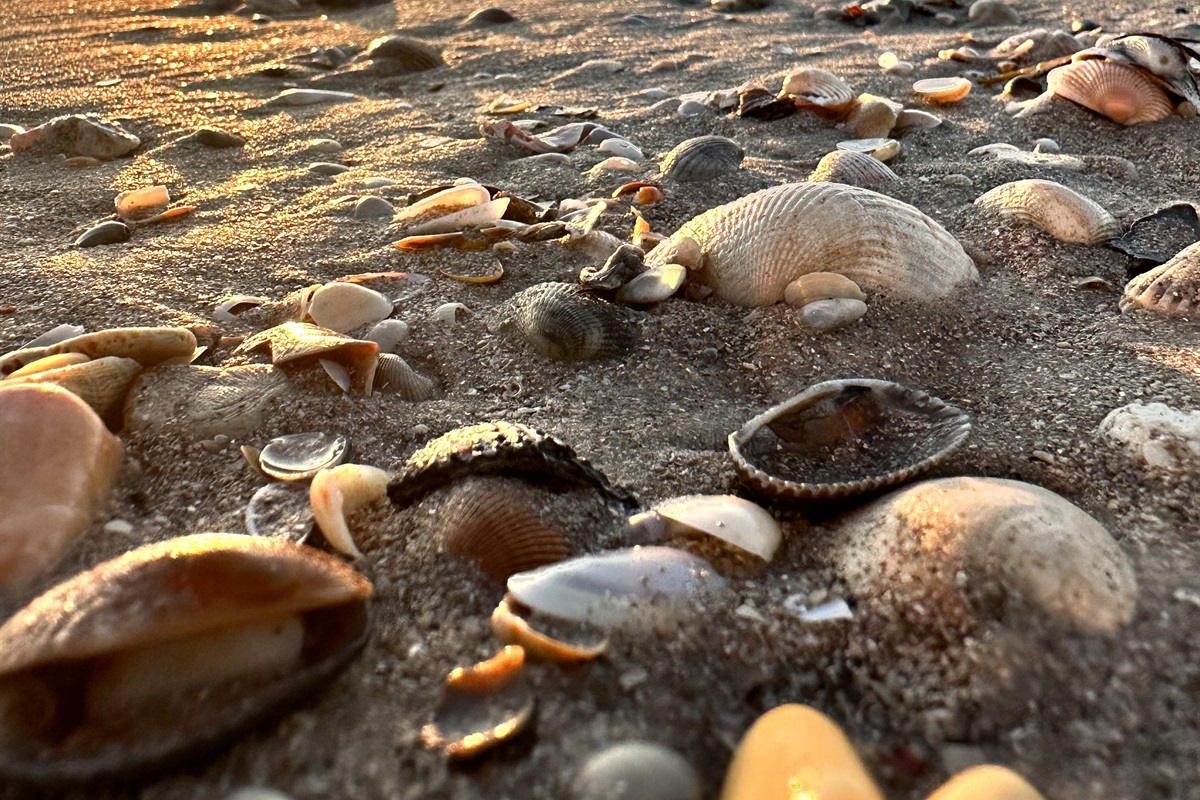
[[1120, 240, 1200, 320], [640, 495, 781, 562], [615, 264, 686, 304], [307, 283, 393, 333], [391, 183, 492, 235], [780, 68, 855, 114], [808, 150, 898, 188], [267, 88, 359, 106], [597, 139, 643, 160], [310, 464, 390, 559], [1098, 402, 1200, 471], [974, 179, 1120, 244]]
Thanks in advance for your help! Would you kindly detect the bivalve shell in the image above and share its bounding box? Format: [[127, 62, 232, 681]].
[[1109, 203, 1200, 267], [912, 77, 973, 103], [0, 326, 195, 377], [504, 282, 635, 361], [4, 356, 141, 424], [75, 221, 131, 248], [258, 432, 349, 481], [628, 494, 781, 564], [974, 179, 1120, 244], [1046, 60, 1175, 125], [808, 150, 898, 188], [1121, 239, 1200, 320], [575, 742, 702, 800], [374, 353, 438, 401], [390, 183, 492, 235], [115, 185, 169, 221], [659, 136, 745, 182], [307, 282, 393, 334], [364, 35, 444, 71], [780, 69, 855, 116], [783, 272, 867, 307], [926, 765, 1046, 800], [421, 646, 533, 760], [122, 364, 290, 439], [310, 464, 390, 559], [235, 322, 379, 395], [491, 594, 608, 663]]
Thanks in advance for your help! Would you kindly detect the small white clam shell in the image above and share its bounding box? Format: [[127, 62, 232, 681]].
[[632, 494, 781, 562], [974, 178, 1120, 244], [307, 283, 393, 334], [597, 139, 643, 160], [310, 464, 390, 559], [432, 302, 469, 325], [614, 264, 686, 304], [391, 183, 492, 234]]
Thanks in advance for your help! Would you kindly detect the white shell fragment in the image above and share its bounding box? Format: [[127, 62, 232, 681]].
[[267, 89, 360, 106], [307, 283, 393, 333], [615, 265, 686, 304], [258, 432, 349, 481], [1098, 402, 1200, 470], [244, 481, 313, 543], [310, 464, 390, 559], [597, 139, 643, 160], [432, 302, 469, 325], [363, 319, 410, 353], [391, 183, 492, 234], [629, 495, 782, 562], [974, 179, 1121, 244], [797, 298, 868, 331]]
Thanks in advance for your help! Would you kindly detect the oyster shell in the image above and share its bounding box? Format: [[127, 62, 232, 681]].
[[728, 379, 971, 503], [235, 322, 379, 395], [974, 179, 1121, 244], [645, 182, 977, 307], [421, 646, 533, 760], [0, 533, 371, 786], [1120, 239, 1200, 320], [807, 150, 898, 188], [503, 282, 635, 361], [659, 136, 745, 182], [122, 364, 291, 439], [1046, 60, 1175, 125]]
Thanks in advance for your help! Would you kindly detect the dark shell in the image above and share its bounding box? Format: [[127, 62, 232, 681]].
[[387, 421, 638, 511], [364, 35, 444, 71], [191, 127, 245, 148], [737, 86, 797, 121], [463, 6, 518, 25], [728, 379, 971, 503], [579, 243, 646, 292], [75, 221, 131, 248], [505, 282, 635, 361], [1109, 202, 1200, 270], [659, 136, 745, 182]]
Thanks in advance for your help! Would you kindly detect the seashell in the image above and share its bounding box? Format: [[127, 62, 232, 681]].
[[310, 464, 390, 559], [387, 421, 637, 512], [0, 385, 124, 597], [892, 108, 943, 131], [796, 298, 868, 331], [235, 322, 378, 395], [837, 477, 1137, 635], [728, 379, 971, 503], [22, 323, 85, 349], [6, 352, 91, 378], [491, 594, 608, 663], [575, 742, 703, 800], [192, 127, 245, 148], [245, 482, 313, 543], [836, 137, 900, 162], [75, 220, 131, 248], [258, 432, 349, 481], [391, 184, 500, 236], [215, 295, 270, 322], [736, 85, 797, 120], [580, 243, 646, 292], [320, 359, 351, 393], [779, 68, 855, 116], [1120, 240, 1200, 321], [309, 162, 348, 176], [432, 302, 470, 325], [597, 138, 643, 160], [0, 533, 371, 786], [4, 356, 141, 424], [615, 265, 686, 304], [421, 646, 533, 760], [506, 546, 724, 628], [659, 136, 745, 182], [306, 282, 393, 334], [504, 282, 635, 361], [9, 114, 140, 160], [463, 7, 518, 26], [926, 765, 1045, 800], [1086, 34, 1200, 110], [123, 364, 290, 439], [644, 182, 977, 307], [807, 150, 897, 188], [238, 286, 320, 330], [967, 0, 1019, 26], [1109, 202, 1200, 267], [374, 353, 438, 401], [846, 99, 898, 139], [114, 185, 169, 221], [0, 326, 195, 377], [353, 196, 394, 219], [265, 88, 360, 106], [719, 704, 882, 800], [627, 494, 781, 564], [974, 179, 1120, 244], [1046, 60, 1175, 125], [912, 77, 973, 103], [363, 319, 410, 353], [783, 272, 867, 307], [364, 35, 444, 71]]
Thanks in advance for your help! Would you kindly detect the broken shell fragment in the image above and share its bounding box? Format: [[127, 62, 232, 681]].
[[728, 379, 971, 503], [0, 533, 371, 786], [505, 282, 635, 361], [1046, 60, 1175, 125], [615, 265, 686, 304], [6, 352, 90, 378], [4, 356, 141, 424], [628, 494, 781, 564], [659, 136, 745, 182], [310, 465, 390, 559], [306, 282, 393, 334], [235, 322, 379, 395], [926, 765, 1046, 800], [808, 150, 898, 188], [974, 179, 1120, 244], [1121, 240, 1200, 320], [836, 137, 900, 162], [115, 185, 169, 221], [491, 594, 608, 663], [846, 98, 899, 140], [258, 432, 349, 481], [374, 354, 438, 401], [1109, 203, 1200, 267], [0, 327, 196, 376], [421, 645, 534, 760], [390, 183, 496, 236], [912, 77, 973, 103]]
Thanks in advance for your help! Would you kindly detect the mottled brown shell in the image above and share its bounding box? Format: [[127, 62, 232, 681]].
[[1121, 240, 1200, 320]]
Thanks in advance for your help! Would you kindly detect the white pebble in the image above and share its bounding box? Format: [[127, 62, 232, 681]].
[[798, 298, 867, 331], [103, 519, 134, 536], [598, 138, 643, 160], [432, 302, 469, 325], [362, 176, 397, 188], [307, 138, 342, 154], [676, 100, 707, 117], [1032, 137, 1060, 153], [638, 88, 673, 100]]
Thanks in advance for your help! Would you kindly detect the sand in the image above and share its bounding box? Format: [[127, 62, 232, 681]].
[[1, 0, 1199, 797]]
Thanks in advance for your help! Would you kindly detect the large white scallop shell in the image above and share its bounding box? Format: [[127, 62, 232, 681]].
[[644, 182, 977, 306], [1120, 240, 1200, 320], [973, 179, 1120, 244]]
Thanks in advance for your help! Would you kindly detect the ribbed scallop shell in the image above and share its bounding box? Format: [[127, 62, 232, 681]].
[[659, 136, 745, 182], [780, 68, 855, 115], [5, 356, 142, 423], [645, 182, 976, 306], [1120, 240, 1200, 321], [1046, 60, 1175, 125], [506, 282, 634, 361], [374, 353, 438, 401], [973, 179, 1120, 244], [123, 364, 289, 438], [807, 150, 898, 188], [364, 35, 444, 71], [1088, 34, 1200, 109]]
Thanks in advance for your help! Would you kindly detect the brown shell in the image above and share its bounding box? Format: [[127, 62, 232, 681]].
[[846, 99, 898, 139], [364, 35, 444, 71], [807, 150, 898, 188], [4, 356, 141, 424], [235, 321, 379, 395], [504, 282, 634, 361], [1047, 60, 1175, 125], [1121, 240, 1200, 320], [659, 136, 745, 183], [0, 327, 195, 377]]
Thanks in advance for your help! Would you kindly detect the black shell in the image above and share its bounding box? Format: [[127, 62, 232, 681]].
[[1109, 202, 1200, 270], [659, 135, 745, 182], [506, 282, 634, 361]]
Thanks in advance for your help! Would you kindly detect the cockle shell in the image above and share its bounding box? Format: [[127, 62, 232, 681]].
[[1083, 34, 1200, 111], [421, 646, 533, 760], [306, 282, 393, 333], [374, 353, 438, 401], [659, 136, 745, 182], [0, 533, 370, 786], [912, 77, 973, 103], [235, 322, 379, 395], [645, 182, 977, 307], [807, 150, 898, 188], [364, 35, 444, 71], [1046, 60, 1175, 125], [504, 282, 635, 361], [1120, 240, 1200, 320], [974, 179, 1120, 244], [0, 385, 123, 597], [783, 272, 867, 307], [835, 477, 1137, 635], [926, 766, 1046, 800], [779, 68, 855, 116], [0, 327, 196, 377], [4, 356, 141, 424], [122, 364, 291, 439], [310, 464, 390, 559]]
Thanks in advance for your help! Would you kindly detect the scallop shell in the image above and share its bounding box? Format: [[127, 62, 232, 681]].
[[728, 379, 971, 503], [1086, 34, 1200, 110], [780, 68, 855, 116], [912, 77, 973, 103], [645, 182, 977, 307], [374, 353, 438, 401], [834, 477, 1137, 635], [259, 432, 349, 481], [505, 282, 634, 361], [0, 327, 196, 377], [122, 364, 291, 439], [4, 356, 141, 424], [0, 533, 371, 786], [1046, 60, 1175, 125], [364, 35, 444, 71], [1120, 240, 1200, 320], [807, 150, 897, 188], [659, 136, 745, 182], [926, 766, 1046, 800], [235, 322, 379, 395], [420, 646, 533, 760], [974, 179, 1120, 244]]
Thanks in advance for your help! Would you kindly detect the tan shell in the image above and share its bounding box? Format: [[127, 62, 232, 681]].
[[835, 477, 1138, 635], [235, 321, 379, 395], [0, 384, 124, 597], [912, 77, 973, 103], [306, 282, 393, 334], [846, 98, 898, 139], [374, 353, 438, 401], [420, 645, 534, 760], [659, 136, 745, 183], [491, 594, 608, 663], [973, 179, 1120, 244], [310, 464, 390, 559], [807, 150, 898, 188], [390, 183, 494, 236], [645, 182, 977, 306], [629, 494, 782, 563], [926, 766, 1046, 800], [122, 364, 291, 439], [1120, 240, 1200, 321], [780, 68, 855, 116], [114, 185, 169, 221], [0, 327, 196, 377], [783, 272, 867, 307], [1046, 60, 1175, 125], [4, 356, 141, 423], [364, 35, 444, 71], [505, 282, 634, 361], [6, 352, 91, 378]]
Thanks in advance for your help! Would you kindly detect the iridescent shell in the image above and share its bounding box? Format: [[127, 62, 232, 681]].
[[1046, 60, 1175, 125], [659, 136, 745, 182], [1120, 240, 1200, 321], [504, 282, 634, 361], [974, 179, 1121, 244], [807, 150, 898, 188]]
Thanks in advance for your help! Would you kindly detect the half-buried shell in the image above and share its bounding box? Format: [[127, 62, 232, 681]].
[[235, 322, 379, 395], [973, 179, 1121, 244], [659, 136, 745, 182], [1046, 60, 1175, 125], [779, 68, 855, 117], [4, 356, 141, 425], [1109, 203, 1200, 268], [374, 353, 438, 401], [504, 282, 635, 361], [364, 35, 444, 72], [122, 364, 291, 439], [0, 327, 196, 377], [807, 150, 898, 188], [421, 645, 533, 760], [1120, 239, 1200, 321], [728, 379, 971, 503]]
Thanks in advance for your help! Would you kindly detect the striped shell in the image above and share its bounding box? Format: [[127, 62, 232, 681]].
[[505, 282, 634, 361], [1046, 60, 1175, 125], [0, 327, 195, 377], [645, 182, 977, 306], [780, 68, 855, 116], [1120, 240, 1200, 321], [4, 356, 141, 424], [122, 364, 290, 439], [235, 322, 379, 395], [1087, 34, 1200, 109], [374, 354, 438, 401], [364, 35, 444, 71], [807, 150, 897, 188], [659, 136, 744, 182], [973, 179, 1120, 244]]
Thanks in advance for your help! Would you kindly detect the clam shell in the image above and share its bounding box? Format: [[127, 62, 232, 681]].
[[1087, 34, 1200, 110], [973, 178, 1120, 244], [306, 282, 393, 334], [122, 364, 291, 439], [4, 356, 141, 423], [491, 594, 609, 663], [912, 77, 973, 103], [238, 285, 320, 330], [807, 150, 898, 188], [1120, 239, 1200, 320], [645, 182, 977, 306], [836, 137, 900, 161], [114, 185, 169, 221], [926, 765, 1046, 800], [374, 353, 438, 401], [244, 482, 313, 543], [0, 385, 124, 596], [235, 321, 379, 395], [834, 477, 1137, 635], [390, 183, 493, 235], [505, 282, 635, 361], [363, 319, 410, 353], [0, 327, 195, 376], [846, 98, 898, 139], [783, 272, 867, 306], [659, 136, 745, 182], [1046, 60, 1175, 125], [0, 533, 371, 786], [615, 264, 686, 304], [421, 646, 533, 760], [728, 379, 971, 503], [364, 35, 444, 71], [629, 494, 781, 563], [310, 464, 390, 559], [1109, 202, 1200, 267], [780, 68, 855, 115], [258, 432, 349, 481]]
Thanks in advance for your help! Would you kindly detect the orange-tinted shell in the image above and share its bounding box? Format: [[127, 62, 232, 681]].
[[1046, 60, 1175, 125], [780, 69, 855, 117]]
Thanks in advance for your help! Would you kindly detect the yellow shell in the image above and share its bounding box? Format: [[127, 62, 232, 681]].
[[926, 765, 1045, 800], [1121, 239, 1200, 321], [4, 356, 142, 423], [1046, 60, 1175, 125], [780, 68, 855, 116], [6, 352, 90, 378], [310, 464, 390, 559], [973, 179, 1120, 244], [912, 77, 973, 103], [236, 321, 379, 395]]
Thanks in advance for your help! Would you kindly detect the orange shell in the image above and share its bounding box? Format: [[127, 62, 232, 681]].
[[780, 68, 855, 117], [912, 77, 972, 104], [1047, 60, 1175, 125]]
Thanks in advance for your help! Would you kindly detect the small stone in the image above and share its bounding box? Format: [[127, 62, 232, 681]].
[[968, 0, 1020, 26], [75, 221, 131, 248], [942, 174, 974, 187], [463, 7, 517, 26], [103, 519, 134, 536], [798, 298, 867, 331], [598, 139, 643, 160], [308, 138, 343, 154], [934, 11, 957, 25], [193, 126, 245, 148], [638, 88, 673, 101], [589, 156, 640, 174], [309, 162, 350, 176], [1032, 137, 1060, 153], [1099, 403, 1200, 471], [618, 666, 649, 690], [676, 100, 707, 117], [362, 176, 397, 188], [364, 319, 410, 353], [574, 742, 702, 800], [10, 114, 140, 160], [354, 196, 394, 219]]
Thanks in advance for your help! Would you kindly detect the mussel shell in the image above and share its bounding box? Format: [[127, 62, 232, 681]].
[[659, 136, 745, 182], [258, 432, 349, 480], [728, 379, 971, 503], [1109, 202, 1200, 269], [505, 282, 635, 361]]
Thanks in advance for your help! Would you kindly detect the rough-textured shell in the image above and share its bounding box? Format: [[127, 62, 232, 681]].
[[834, 477, 1137, 635], [780, 68, 855, 115], [1046, 60, 1175, 125], [0, 327, 196, 377], [1120, 240, 1200, 320], [374, 353, 438, 401], [5, 356, 141, 423], [645, 182, 977, 306], [728, 379, 971, 503], [0, 533, 371, 786], [122, 364, 291, 439], [659, 136, 745, 182], [505, 282, 634, 361], [235, 322, 379, 395], [807, 150, 898, 188], [364, 35, 444, 71], [974, 179, 1121, 244]]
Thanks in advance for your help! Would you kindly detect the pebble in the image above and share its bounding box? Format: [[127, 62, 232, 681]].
[[934, 11, 956, 25], [267, 88, 359, 106], [307, 138, 343, 154], [193, 126, 245, 148], [463, 6, 517, 26], [942, 173, 974, 187], [103, 519, 134, 536], [362, 176, 397, 188], [309, 162, 350, 176], [1032, 137, 1060, 153], [598, 139, 644, 160], [225, 789, 294, 800], [75, 220, 131, 248], [797, 298, 867, 331], [967, 0, 1020, 26], [638, 88, 672, 101], [573, 742, 702, 800], [353, 196, 394, 219], [520, 152, 571, 165], [676, 100, 707, 117]]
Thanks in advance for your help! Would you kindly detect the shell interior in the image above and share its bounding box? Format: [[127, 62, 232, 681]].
[[258, 432, 349, 481], [1109, 202, 1200, 267]]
